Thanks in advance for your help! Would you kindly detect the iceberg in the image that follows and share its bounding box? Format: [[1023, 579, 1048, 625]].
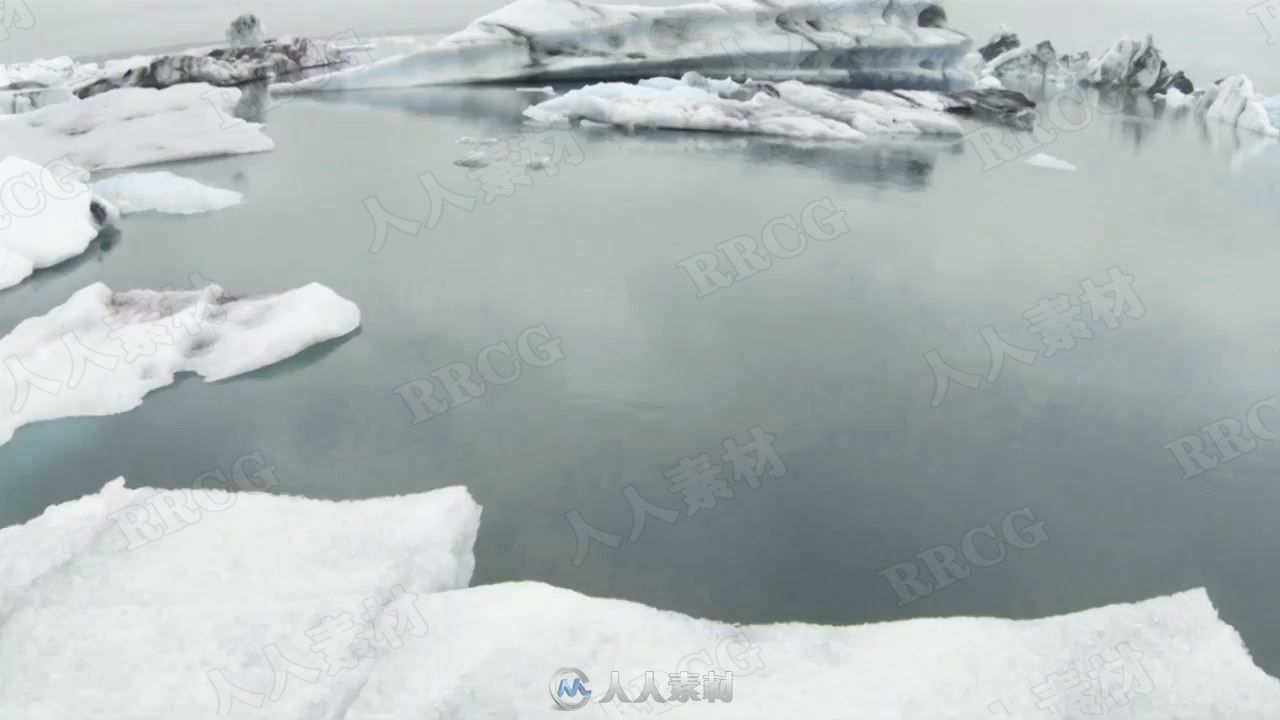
[[0, 281, 360, 448], [91, 171, 244, 216], [523, 73, 1036, 140], [0, 479, 481, 718], [2, 475, 1277, 719], [0, 157, 118, 292], [0, 16, 349, 111], [978, 31, 1192, 96], [277, 0, 975, 93], [0, 82, 274, 170], [1196, 75, 1280, 137]]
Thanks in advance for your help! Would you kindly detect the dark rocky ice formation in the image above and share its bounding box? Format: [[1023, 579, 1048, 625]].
[[76, 16, 347, 98]]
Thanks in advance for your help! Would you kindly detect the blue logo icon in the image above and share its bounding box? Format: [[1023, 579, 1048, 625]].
[[550, 667, 591, 710]]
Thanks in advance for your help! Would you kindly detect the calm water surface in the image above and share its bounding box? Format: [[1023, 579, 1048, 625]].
[[4, 0, 1280, 676]]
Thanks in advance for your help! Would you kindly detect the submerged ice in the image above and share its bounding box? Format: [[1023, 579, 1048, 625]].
[[0, 157, 117, 291], [0, 282, 360, 448], [0, 481, 1277, 719], [277, 0, 975, 93], [92, 172, 244, 215]]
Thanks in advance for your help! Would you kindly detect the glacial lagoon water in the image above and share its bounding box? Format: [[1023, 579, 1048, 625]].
[[6, 0, 1280, 679]]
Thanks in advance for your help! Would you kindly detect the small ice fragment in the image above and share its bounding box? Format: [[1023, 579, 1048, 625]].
[[1023, 152, 1077, 171]]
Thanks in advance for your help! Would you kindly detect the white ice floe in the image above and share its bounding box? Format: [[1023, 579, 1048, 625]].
[[1, 478, 1277, 718], [1023, 152, 1077, 171], [347, 582, 1280, 719], [523, 73, 963, 141], [91, 172, 244, 216], [276, 0, 974, 93], [0, 157, 117, 291], [454, 150, 493, 168], [0, 479, 480, 718], [0, 83, 274, 170], [1196, 75, 1280, 137], [0, 282, 360, 448]]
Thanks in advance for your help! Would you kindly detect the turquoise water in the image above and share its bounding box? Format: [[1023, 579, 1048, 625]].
[[6, 0, 1280, 677]]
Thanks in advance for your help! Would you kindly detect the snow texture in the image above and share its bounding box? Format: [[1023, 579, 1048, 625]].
[[341, 582, 1280, 718], [0, 281, 360, 447], [92, 171, 244, 215], [0, 83, 274, 170], [277, 0, 974, 93], [0, 481, 1276, 719], [523, 73, 966, 141], [0, 156, 117, 291], [0, 479, 481, 719]]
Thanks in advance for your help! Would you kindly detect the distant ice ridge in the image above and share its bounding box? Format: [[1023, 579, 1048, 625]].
[[524, 73, 1038, 140], [0, 480, 481, 718], [0, 15, 348, 114], [973, 30, 1191, 95], [0, 282, 360, 448], [276, 0, 974, 93], [0, 82, 274, 170], [0, 157, 118, 291], [1, 480, 1279, 718], [92, 172, 244, 215]]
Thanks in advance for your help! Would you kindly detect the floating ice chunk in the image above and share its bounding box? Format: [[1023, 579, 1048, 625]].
[[1197, 75, 1280, 137], [523, 74, 972, 141], [277, 0, 974, 93], [454, 150, 493, 168], [0, 157, 117, 291], [0, 478, 480, 718], [516, 86, 556, 96], [0, 83, 274, 170], [1024, 152, 1077, 171], [344, 582, 1280, 718], [0, 281, 360, 448], [92, 171, 243, 216]]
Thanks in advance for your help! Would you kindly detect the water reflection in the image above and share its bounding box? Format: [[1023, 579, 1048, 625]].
[[290, 85, 955, 190]]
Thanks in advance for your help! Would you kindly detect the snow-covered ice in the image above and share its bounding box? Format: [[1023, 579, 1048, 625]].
[[0, 83, 274, 170], [344, 582, 1280, 719], [524, 73, 967, 141], [0, 282, 360, 448], [0, 157, 117, 291], [0, 479, 480, 719], [91, 172, 244, 216], [1024, 152, 1077, 171], [1, 481, 1277, 719], [277, 0, 975, 93]]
